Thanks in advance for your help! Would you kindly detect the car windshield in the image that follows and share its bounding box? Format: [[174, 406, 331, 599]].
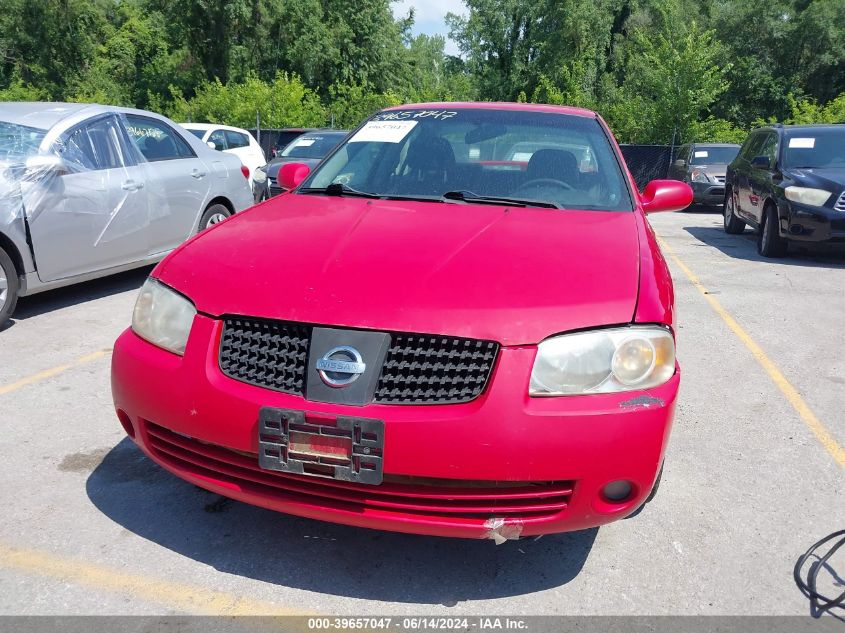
[[0, 120, 46, 161], [185, 129, 206, 140], [301, 108, 632, 211], [689, 146, 739, 165], [782, 128, 845, 169], [281, 133, 345, 159]]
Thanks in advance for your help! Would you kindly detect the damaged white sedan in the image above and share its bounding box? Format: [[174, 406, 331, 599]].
[[0, 102, 254, 324]]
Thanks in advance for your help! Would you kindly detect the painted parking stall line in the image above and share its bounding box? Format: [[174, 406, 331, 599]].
[[0, 349, 112, 397], [656, 236, 845, 469]]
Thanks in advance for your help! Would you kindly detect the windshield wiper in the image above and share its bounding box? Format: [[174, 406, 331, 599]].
[[300, 183, 381, 199], [441, 190, 562, 209]]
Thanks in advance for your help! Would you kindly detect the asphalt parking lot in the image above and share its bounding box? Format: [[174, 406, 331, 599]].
[[0, 208, 843, 616]]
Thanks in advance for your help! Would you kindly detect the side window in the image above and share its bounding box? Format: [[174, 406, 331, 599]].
[[57, 117, 127, 171], [758, 133, 778, 164], [224, 130, 250, 149], [123, 115, 195, 162], [208, 130, 227, 151], [739, 134, 762, 161]]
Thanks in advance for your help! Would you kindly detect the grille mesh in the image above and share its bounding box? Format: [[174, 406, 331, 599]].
[[218, 318, 499, 404], [219, 317, 311, 395], [374, 334, 499, 404]]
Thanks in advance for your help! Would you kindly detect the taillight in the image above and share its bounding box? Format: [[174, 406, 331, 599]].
[[240, 165, 249, 179]]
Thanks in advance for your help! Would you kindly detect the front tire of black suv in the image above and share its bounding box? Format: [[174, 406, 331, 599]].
[[723, 190, 746, 234], [758, 206, 788, 258]]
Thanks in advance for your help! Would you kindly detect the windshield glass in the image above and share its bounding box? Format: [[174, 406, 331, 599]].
[[302, 109, 632, 211], [0, 120, 47, 161], [689, 146, 739, 165], [281, 133, 345, 159], [185, 129, 205, 140], [782, 128, 845, 169]]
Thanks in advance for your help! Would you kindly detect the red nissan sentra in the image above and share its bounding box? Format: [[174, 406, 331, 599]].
[[111, 103, 692, 541]]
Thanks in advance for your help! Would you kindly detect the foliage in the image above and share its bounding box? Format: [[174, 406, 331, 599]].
[[0, 0, 841, 143]]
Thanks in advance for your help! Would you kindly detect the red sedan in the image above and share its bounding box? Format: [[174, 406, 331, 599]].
[[111, 103, 692, 541]]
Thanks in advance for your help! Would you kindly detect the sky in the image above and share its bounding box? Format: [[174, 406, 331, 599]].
[[391, 0, 467, 56]]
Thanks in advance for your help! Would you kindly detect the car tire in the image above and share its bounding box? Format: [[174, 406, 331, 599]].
[[758, 206, 788, 258], [0, 246, 20, 327], [198, 203, 232, 232], [723, 191, 746, 234]]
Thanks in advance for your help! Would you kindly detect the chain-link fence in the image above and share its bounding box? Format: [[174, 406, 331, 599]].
[[619, 145, 676, 190]]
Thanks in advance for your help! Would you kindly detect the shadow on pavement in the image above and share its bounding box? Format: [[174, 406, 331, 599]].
[[12, 266, 152, 321], [684, 224, 845, 268], [87, 439, 598, 605]]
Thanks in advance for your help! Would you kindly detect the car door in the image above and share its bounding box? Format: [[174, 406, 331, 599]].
[[26, 114, 149, 282], [224, 129, 261, 178], [734, 133, 764, 221], [669, 145, 690, 181], [746, 132, 778, 225], [122, 114, 212, 255]]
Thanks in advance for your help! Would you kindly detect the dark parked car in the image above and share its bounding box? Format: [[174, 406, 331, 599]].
[[668, 143, 740, 206], [724, 124, 845, 257], [253, 130, 347, 202], [269, 128, 315, 158]]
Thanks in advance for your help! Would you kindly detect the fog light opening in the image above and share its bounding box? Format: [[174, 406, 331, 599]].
[[789, 224, 804, 235], [602, 480, 633, 503], [117, 410, 135, 439]]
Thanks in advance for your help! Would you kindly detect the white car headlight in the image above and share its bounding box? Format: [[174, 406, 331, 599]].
[[132, 278, 196, 355], [784, 186, 831, 207], [530, 326, 676, 396], [691, 169, 710, 183]]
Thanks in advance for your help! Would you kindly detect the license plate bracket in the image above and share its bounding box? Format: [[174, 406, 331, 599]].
[[258, 408, 384, 485]]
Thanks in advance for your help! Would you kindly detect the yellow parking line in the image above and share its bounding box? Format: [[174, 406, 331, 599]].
[[0, 349, 112, 396], [658, 236, 845, 469], [0, 542, 311, 616]]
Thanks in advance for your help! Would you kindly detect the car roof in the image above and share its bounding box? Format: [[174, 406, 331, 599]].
[[0, 101, 99, 130], [179, 122, 251, 133], [382, 101, 597, 119]]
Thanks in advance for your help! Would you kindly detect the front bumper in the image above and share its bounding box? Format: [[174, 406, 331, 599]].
[[778, 199, 845, 243], [690, 181, 726, 205], [111, 315, 680, 540]]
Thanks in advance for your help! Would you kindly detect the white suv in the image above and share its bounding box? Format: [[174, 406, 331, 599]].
[[181, 123, 267, 190]]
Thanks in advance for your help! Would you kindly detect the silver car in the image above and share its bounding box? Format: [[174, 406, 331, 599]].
[[0, 102, 253, 324], [668, 143, 741, 206]]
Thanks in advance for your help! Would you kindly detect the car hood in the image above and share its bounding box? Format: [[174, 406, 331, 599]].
[[786, 167, 845, 192], [157, 195, 642, 345], [693, 164, 729, 176]]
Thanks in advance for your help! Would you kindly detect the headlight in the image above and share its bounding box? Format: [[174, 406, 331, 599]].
[[132, 278, 196, 355], [784, 186, 831, 207], [254, 166, 267, 183], [691, 170, 709, 183], [530, 326, 676, 396]]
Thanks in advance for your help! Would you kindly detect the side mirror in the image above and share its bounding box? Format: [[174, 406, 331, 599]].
[[278, 162, 311, 190], [673, 159, 686, 168], [641, 179, 693, 214], [25, 154, 70, 177], [751, 155, 770, 169], [207, 141, 217, 149]]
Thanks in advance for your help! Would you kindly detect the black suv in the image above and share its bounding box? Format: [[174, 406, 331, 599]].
[[724, 124, 845, 257]]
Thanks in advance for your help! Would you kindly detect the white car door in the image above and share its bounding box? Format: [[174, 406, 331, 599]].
[[122, 114, 213, 255], [26, 114, 149, 282]]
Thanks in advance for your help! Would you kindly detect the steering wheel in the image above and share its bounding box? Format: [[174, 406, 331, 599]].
[[514, 178, 573, 194]]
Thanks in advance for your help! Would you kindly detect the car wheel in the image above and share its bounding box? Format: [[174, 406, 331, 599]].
[[723, 192, 746, 234], [198, 204, 232, 232], [758, 206, 788, 258], [0, 246, 20, 326]]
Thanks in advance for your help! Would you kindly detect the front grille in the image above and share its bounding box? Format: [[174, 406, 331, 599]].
[[218, 318, 499, 405], [374, 334, 499, 404], [713, 175, 726, 184], [835, 191, 845, 212], [219, 317, 310, 395], [145, 422, 574, 521]]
